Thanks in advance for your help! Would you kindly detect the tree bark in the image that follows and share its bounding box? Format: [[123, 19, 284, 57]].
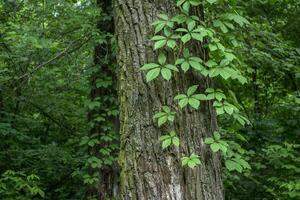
[[114, 0, 224, 199]]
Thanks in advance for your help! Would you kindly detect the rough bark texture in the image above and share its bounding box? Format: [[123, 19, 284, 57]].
[[114, 0, 224, 199]]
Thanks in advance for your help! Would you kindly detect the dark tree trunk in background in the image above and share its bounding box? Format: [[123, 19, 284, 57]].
[[114, 0, 224, 199], [252, 66, 260, 119], [87, 0, 119, 199]]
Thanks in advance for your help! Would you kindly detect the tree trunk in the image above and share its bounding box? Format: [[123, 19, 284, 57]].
[[114, 0, 224, 199]]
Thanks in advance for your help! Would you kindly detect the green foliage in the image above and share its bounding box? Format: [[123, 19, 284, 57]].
[[174, 85, 206, 109], [181, 153, 202, 168], [0, 170, 44, 200], [0, 0, 299, 199], [153, 106, 176, 127], [205, 131, 228, 154], [160, 131, 180, 149], [0, 0, 101, 199]]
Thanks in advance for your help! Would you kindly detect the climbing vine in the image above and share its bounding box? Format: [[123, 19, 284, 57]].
[[141, 0, 251, 172]]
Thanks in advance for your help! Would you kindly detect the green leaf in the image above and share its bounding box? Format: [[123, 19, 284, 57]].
[[181, 34, 191, 43], [183, 48, 190, 58], [162, 106, 171, 113], [160, 135, 170, 141], [225, 160, 237, 171], [175, 58, 185, 65], [161, 68, 172, 80], [224, 105, 234, 115], [158, 14, 169, 20], [190, 60, 203, 71], [191, 33, 204, 41], [169, 131, 176, 137], [151, 35, 166, 40], [146, 68, 160, 82], [204, 137, 214, 144], [154, 40, 167, 49], [167, 40, 177, 49], [188, 161, 197, 168], [192, 94, 207, 100], [210, 143, 220, 153], [165, 64, 179, 71], [158, 116, 168, 127], [187, 85, 198, 96], [187, 21, 196, 31], [206, 0, 217, 4], [188, 98, 200, 109], [158, 53, 167, 64], [153, 112, 166, 119], [181, 62, 190, 72], [215, 92, 226, 101], [181, 157, 190, 166], [174, 94, 187, 100], [216, 107, 225, 115], [220, 69, 231, 79], [213, 132, 221, 140], [190, 0, 201, 6], [179, 98, 189, 108], [182, 1, 190, 12], [140, 63, 160, 70], [154, 23, 165, 33], [172, 137, 180, 147], [162, 138, 172, 149], [219, 144, 227, 154], [168, 115, 175, 122]]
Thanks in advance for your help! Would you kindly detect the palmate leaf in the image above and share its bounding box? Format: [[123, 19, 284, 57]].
[[160, 131, 180, 149], [181, 153, 202, 168]]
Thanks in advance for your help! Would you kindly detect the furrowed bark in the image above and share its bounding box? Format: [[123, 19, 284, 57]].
[[114, 0, 224, 199]]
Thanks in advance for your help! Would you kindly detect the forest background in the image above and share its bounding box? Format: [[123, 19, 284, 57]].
[[0, 0, 299, 199]]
